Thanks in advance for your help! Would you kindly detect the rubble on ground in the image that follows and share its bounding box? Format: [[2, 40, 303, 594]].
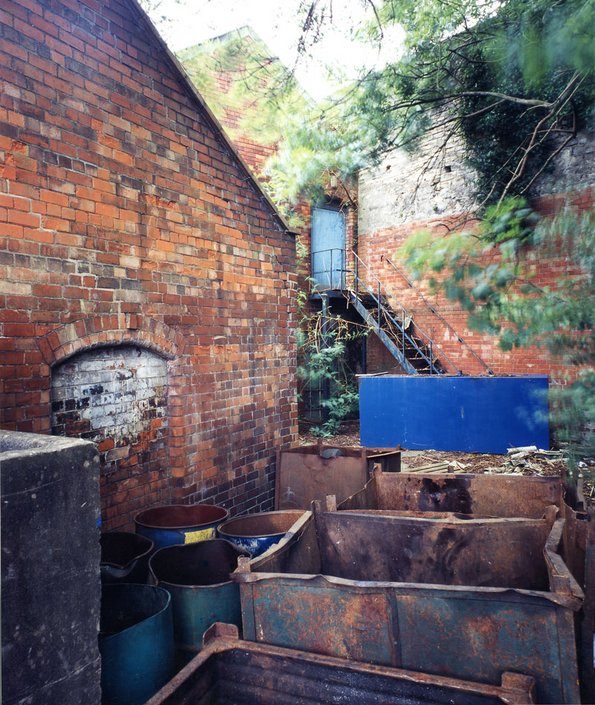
[[299, 422, 594, 505]]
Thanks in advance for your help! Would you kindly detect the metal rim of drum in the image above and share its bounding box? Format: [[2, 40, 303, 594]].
[[217, 510, 305, 539], [135, 504, 229, 530], [100, 584, 172, 640]]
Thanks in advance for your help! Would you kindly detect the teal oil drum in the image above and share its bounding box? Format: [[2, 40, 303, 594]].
[[135, 504, 229, 550], [149, 539, 250, 658], [100, 531, 154, 584], [99, 584, 175, 705]]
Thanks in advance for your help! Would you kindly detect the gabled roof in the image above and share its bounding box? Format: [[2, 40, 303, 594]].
[[128, 0, 297, 236]]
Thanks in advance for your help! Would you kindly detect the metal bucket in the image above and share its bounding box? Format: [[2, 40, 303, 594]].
[[217, 510, 304, 557], [100, 531, 154, 584], [149, 539, 250, 656], [135, 503, 229, 550], [99, 584, 175, 705]]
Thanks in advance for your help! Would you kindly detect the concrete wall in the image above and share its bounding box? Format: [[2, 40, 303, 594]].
[[0, 0, 298, 529], [359, 129, 477, 234], [1, 431, 101, 705]]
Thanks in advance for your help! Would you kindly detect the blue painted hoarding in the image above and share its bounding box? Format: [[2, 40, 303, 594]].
[[359, 375, 549, 454]]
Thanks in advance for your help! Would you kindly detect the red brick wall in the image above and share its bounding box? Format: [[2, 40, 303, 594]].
[[0, 0, 298, 530], [357, 190, 593, 378], [201, 66, 277, 175]]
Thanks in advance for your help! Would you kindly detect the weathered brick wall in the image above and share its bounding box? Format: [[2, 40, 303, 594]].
[[357, 125, 594, 378], [51, 346, 170, 522], [0, 0, 298, 529]]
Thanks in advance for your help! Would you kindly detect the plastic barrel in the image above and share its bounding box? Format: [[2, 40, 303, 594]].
[[217, 510, 305, 557], [100, 531, 154, 584], [99, 584, 175, 705], [149, 539, 250, 657], [135, 504, 229, 550]]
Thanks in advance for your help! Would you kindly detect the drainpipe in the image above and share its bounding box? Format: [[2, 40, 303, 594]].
[[321, 292, 330, 421]]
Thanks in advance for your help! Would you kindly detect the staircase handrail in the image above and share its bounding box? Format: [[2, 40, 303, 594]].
[[310, 247, 346, 292], [382, 255, 494, 375], [352, 251, 461, 375]]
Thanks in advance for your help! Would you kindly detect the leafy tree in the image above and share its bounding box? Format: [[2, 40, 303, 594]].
[[269, 0, 593, 206], [266, 0, 594, 466]]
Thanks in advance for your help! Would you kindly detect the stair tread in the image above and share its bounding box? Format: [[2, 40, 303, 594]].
[[350, 290, 443, 374]]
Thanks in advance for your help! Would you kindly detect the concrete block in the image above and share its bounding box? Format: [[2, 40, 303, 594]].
[[1, 431, 101, 705]]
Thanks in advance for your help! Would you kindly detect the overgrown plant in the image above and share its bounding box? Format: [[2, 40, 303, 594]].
[[296, 290, 365, 437], [294, 273, 365, 436], [401, 200, 594, 475]]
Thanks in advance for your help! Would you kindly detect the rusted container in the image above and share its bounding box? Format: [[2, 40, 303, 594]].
[[560, 497, 595, 704], [339, 468, 562, 517], [135, 504, 229, 550], [100, 531, 154, 584], [149, 540, 250, 657], [275, 444, 400, 510], [217, 510, 305, 557], [147, 623, 536, 705], [233, 508, 583, 704]]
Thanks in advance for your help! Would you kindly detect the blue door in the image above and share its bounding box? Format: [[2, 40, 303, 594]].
[[311, 207, 346, 291]]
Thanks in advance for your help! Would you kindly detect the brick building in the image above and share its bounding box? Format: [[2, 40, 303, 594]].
[[179, 29, 592, 391], [0, 0, 299, 530]]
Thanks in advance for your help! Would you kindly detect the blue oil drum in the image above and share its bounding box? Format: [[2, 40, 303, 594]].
[[100, 531, 154, 584], [135, 504, 229, 550], [149, 539, 250, 657], [99, 584, 175, 705], [217, 510, 304, 557]]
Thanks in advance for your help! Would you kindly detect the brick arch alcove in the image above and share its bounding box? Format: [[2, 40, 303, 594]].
[[45, 317, 181, 530], [38, 314, 182, 367]]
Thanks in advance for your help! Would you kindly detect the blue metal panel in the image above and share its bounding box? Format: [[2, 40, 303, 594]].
[[359, 375, 549, 453], [311, 207, 345, 290]]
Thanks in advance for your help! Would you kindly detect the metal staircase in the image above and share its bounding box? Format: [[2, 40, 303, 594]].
[[310, 248, 463, 375], [381, 255, 493, 375], [350, 252, 453, 375]]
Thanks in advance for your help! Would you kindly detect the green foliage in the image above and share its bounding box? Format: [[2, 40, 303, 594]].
[[178, 30, 307, 154], [401, 200, 594, 469], [553, 370, 595, 469], [297, 333, 360, 436], [266, 0, 593, 206], [264, 103, 369, 205], [295, 270, 363, 435]]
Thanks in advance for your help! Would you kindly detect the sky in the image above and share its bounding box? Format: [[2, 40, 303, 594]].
[[144, 0, 404, 100]]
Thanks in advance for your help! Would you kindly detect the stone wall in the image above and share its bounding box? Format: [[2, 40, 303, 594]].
[[357, 123, 593, 377]]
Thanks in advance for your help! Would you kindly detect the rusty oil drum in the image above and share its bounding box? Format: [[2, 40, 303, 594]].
[[217, 510, 304, 557], [135, 504, 229, 550]]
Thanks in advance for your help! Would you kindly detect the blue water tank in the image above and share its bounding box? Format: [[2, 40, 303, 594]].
[[359, 375, 549, 454]]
